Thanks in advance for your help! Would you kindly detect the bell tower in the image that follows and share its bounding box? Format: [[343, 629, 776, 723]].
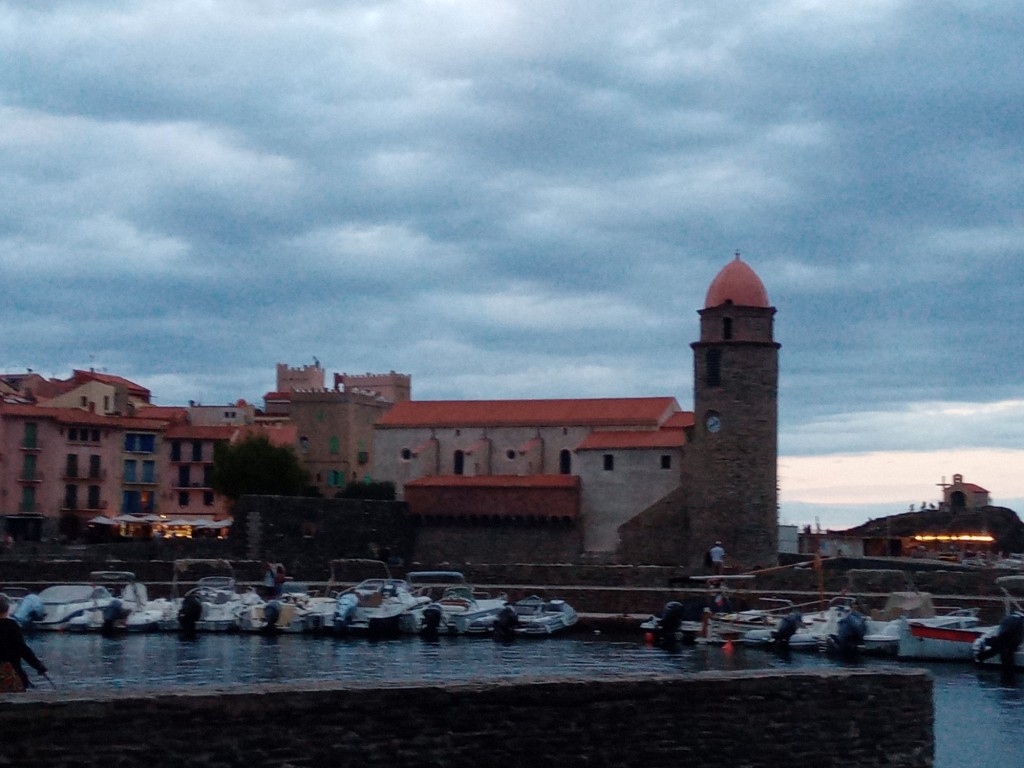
[[685, 255, 780, 569]]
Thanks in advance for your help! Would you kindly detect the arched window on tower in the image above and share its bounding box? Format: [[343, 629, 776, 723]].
[[723, 317, 733, 340], [453, 450, 465, 475], [559, 449, 571, 475], [706, 348, 722, 387]]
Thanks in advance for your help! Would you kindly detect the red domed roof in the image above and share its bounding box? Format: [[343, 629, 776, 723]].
[[704, 255, 770, 308]]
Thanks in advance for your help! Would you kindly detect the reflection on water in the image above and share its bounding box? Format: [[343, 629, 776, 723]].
[[21, 633, 1024, 768]]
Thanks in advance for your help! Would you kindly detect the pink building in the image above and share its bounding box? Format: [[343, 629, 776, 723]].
[[160, 422, 298, 522], [0, 364, 302, 540], [0, 402, 165, 540], [161, 424, 235, 521]]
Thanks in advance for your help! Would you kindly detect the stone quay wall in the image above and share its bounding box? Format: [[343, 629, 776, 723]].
[[0, 669, 932, 768]]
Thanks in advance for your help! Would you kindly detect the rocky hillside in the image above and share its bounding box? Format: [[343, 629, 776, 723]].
[[844, 505, 1024, 554]]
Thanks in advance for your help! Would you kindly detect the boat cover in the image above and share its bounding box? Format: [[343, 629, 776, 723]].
[[870, 592, 936, 621]]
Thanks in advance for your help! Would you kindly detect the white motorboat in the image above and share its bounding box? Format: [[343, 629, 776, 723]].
[[401, 571, 509, 636], [282, 580, 339, 632], [64, 571, 171, 633], [236, 582, 330, 633], [641, 591, 775, 646], [510, 596, 578, 636], [743, 592, 984, 656], [461, 594, 578, 637], [161, 559, 260, 632], [741, 598, 876, 651], [236, 597, 306, 633], [970, 577, 1024, 667], [895, 614, 990, 661], [862, 593, 984, 656], [2, 587, 45, 629], [972, 610, 1024, 669], [34, 583, 116, 630], [669, 575, 781, 645], [174, 575, 260, 632], [332, 577, 431, 637]]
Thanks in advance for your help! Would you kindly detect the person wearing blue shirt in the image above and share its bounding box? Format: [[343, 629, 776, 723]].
[[709, 542, 725, 575]]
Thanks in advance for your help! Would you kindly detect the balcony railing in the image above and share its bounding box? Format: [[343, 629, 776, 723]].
[[20, 440, 42, 451], [64, 469, 108, 482], [61, 501, 110, 513], [18, 471, 44, 483]]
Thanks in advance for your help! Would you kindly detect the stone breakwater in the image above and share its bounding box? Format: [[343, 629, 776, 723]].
[[0, 669, 932, 768]]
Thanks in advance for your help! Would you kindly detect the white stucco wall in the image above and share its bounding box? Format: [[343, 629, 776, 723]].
[[576, 447, 683, 552]]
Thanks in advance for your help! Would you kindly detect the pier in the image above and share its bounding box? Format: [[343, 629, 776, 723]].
[[1, 669, 932, 768]]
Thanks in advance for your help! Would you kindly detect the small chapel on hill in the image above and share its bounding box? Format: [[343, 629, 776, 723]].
[[373, 256, 780, 569]]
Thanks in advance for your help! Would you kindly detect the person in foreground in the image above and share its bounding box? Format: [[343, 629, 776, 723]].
[[0, 592, 46, 692]]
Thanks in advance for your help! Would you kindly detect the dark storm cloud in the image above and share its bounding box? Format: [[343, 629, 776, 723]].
[[1, 0, 1022, 467]]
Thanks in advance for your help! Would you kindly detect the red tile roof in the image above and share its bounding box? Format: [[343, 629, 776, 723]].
[[134, 406, 189, 423], [576, 429, 686, 450], [404, 474, 580, 519], [662, 411, 695, 429], [0, 403, 167, 430], [164, 425, 239, 440], [959, 482, 989, 493], [72, 369, 151, 398], [377, 397, 681, 429]]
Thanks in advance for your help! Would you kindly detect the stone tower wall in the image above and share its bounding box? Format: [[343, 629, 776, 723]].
[[335, 371, 412, 403], [276, 362, 325, 392], [686, 303, 779, 570]]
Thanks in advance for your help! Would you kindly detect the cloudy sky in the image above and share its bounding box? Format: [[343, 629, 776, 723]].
[[2, 1, 1022, 528]]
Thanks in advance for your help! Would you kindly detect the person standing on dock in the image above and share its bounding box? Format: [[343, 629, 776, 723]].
[[273, 563, 287, 598], [709, 542, 725, 575], [0, 593, 46, 692]]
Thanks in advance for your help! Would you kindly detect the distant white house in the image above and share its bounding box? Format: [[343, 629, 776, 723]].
[[778, 524, 799, 554]]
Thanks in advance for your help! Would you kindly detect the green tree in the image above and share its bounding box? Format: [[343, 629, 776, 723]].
[[211, 435, 310, 501]]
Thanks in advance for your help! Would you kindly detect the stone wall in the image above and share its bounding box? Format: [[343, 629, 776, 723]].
[[0, 670, 932, 768], [412, 519, 583, 565], [232, 495, 416, 572], [679, 297, 780, 573], [232, 495, 584, 569]]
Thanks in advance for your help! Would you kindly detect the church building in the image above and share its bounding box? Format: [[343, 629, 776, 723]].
[[372, 256, 780, 568]]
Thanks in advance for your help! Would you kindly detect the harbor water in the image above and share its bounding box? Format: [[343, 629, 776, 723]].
[[15, 632, 1024, 768]]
